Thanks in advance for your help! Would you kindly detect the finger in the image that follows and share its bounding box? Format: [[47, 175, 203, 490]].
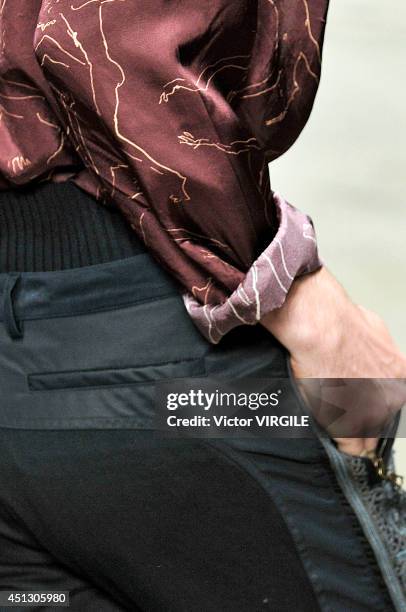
[[335, 437, 366, 456]]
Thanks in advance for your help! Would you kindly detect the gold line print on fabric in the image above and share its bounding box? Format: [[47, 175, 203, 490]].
[[34, 1, 192, 205], [159, 54, 251, 104], [178, 133, 261, 155], [265, 51, 318, 127]]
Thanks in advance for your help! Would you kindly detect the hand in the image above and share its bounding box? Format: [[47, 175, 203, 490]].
[[260, 267, 406, 455]]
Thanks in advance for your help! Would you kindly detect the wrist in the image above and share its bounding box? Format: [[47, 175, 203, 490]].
[[260, 267, 352, 357]]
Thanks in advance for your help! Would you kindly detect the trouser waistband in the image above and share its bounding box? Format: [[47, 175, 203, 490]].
[[0, 254, 180, 339]]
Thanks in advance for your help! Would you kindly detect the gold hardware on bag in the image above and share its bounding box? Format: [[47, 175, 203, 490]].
[[366, 452, 404, 490]]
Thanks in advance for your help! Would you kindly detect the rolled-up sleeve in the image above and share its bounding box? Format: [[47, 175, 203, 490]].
[[184, 192, 321, 343], [2, 0, 329, 343]]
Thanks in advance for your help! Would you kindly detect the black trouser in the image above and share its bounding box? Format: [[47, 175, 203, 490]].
[[0, 255, 396, 611]]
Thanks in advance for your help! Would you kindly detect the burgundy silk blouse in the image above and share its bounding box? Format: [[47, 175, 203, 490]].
[[0, 1, 329, 343]]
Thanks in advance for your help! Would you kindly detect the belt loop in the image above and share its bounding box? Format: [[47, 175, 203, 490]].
[[2, 273, 24, 340]]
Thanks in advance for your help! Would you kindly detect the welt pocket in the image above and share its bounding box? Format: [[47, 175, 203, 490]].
[[27, 357, 206, 391]]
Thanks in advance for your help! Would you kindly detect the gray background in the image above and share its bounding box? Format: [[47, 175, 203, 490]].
[[270, 1, 405, 473]]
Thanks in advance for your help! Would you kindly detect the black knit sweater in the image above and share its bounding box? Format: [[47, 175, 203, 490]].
[[0, 181, 145, 272]]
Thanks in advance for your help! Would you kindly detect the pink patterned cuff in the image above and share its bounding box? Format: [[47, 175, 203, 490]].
[[183, 193, 322, 344]]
